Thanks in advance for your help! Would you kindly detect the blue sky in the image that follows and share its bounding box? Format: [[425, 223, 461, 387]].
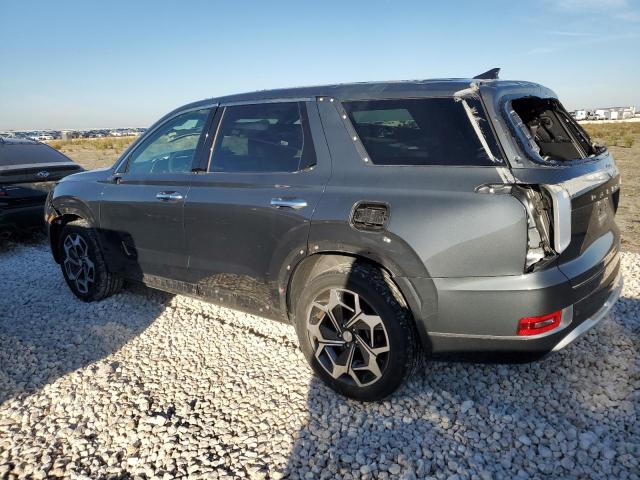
[[1, 0, 638, 130]]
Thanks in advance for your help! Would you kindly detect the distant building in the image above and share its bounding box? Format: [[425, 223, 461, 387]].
[[61, 130, 79, 140], [592, 106, 636, 120], [572, 110, 588, 121]]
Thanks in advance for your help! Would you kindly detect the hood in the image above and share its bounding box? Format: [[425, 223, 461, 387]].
[[57, 167, 112, 183]]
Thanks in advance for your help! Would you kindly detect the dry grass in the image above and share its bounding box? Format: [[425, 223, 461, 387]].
[[49, 136, 136, 152], [582, 122, 639, 148], [579, 122, 640, 251], [52, 136, 136, 170]]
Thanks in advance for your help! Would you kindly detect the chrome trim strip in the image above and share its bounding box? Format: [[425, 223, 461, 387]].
[[543, 183, 572, 253], [552, 273, 623, 352], [270, 198, 308, 210], [0, 161, 78, 172], [561, 167, 617, 198], [459, 97, 499, 164]]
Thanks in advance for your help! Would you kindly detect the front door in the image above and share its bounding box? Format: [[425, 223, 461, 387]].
[[100, 107, 213, 281], [185, 101, 331, 317]]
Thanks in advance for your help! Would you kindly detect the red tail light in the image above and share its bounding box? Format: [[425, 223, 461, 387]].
[[517, 310, 562, 336]]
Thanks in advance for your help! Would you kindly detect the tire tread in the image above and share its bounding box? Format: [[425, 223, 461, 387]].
[[295, 260, 421, 401], [59, 219, 122, 302]]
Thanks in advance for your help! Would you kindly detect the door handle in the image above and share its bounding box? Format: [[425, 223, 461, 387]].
[[270, 197, 307, 210], [156, 191, 184, 202]]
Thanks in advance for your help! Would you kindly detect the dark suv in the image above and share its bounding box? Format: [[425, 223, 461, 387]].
[[46, 74, 622, 400]]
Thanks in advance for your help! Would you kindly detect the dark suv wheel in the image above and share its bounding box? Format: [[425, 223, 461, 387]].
[[59, 219, 123, 302], [294, 262, 420, 401]]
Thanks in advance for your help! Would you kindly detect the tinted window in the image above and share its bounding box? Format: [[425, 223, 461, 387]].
[[210, 102, 315, 173], [343, 98, 495, 166], [126, 108, 210, 174]]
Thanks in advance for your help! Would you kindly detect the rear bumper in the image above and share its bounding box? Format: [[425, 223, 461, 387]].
[[399, 251, 622, 356], [551, 273, 622, 351]]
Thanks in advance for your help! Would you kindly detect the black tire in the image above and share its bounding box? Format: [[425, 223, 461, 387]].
[[294, 261, 420, 401], [58, 219, 123, 302]]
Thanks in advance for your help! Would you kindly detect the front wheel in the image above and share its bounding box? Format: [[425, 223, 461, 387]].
[[294, 262, 420, 401], [59, 219, 122, 302]]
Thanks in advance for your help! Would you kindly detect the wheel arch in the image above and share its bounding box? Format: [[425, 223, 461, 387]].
[[48, 198, 98, 263], [285, 251, 432, 350]]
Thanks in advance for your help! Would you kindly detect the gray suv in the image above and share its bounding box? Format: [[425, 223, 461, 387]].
[[45, 73, 622, 400]]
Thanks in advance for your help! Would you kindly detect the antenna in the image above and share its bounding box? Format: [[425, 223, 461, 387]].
[[473, 68, 500, 80]]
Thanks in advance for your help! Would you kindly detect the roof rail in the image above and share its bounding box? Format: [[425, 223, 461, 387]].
[[473, 68, 500, 80]]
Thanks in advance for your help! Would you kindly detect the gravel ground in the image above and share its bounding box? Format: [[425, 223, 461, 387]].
[[0, 242, 638, 480]]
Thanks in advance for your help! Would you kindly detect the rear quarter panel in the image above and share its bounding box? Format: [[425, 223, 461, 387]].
[[312, 100, 528, 279]]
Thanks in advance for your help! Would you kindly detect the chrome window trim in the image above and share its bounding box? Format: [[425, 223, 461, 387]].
[[113, 103, 218, 174]]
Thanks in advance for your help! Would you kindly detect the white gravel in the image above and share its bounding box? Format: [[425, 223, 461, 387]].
[[0, 242, 638, 480]]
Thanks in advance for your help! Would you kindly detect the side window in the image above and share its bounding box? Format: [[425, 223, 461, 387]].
[[342, 98, 497, 166], [125, 108, 210, 174], [209, 102, 316, 173]]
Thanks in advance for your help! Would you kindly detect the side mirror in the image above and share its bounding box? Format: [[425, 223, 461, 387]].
[[108, 173, 123, 184]]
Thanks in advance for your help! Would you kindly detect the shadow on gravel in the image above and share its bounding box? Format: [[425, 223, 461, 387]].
[[0, 226, 47, 251], [0, 231, 172, 405], [285, 294, 640, 479]]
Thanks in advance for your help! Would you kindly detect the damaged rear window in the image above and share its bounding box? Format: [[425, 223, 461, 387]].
[[343, 98, 501, 166], [509, 97, 600, 162]]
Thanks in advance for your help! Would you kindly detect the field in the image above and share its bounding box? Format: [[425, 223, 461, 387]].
[[49, 136, 136, 170], [582, 123, 640, 253], [50, 123, 639, 252]]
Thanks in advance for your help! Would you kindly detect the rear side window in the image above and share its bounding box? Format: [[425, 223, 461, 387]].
[[343, 98, 496, 166], [210, 102, 316, 173]]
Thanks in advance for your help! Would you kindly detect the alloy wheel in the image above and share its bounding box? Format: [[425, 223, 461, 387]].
[[63, 233, 95, 294], [306, 288, 390, 387]]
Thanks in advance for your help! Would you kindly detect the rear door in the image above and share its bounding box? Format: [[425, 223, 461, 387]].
[[100, 107, 213, 281], [184, 100, 331, 317]]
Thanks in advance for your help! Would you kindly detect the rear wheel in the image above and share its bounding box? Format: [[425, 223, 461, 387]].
[[59, 219, 122, 302], [294, 262, 420, 401]]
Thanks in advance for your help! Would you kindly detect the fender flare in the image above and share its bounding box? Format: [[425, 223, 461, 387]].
[[280, 246, 434, 350], [48, 196, 99, 263]]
